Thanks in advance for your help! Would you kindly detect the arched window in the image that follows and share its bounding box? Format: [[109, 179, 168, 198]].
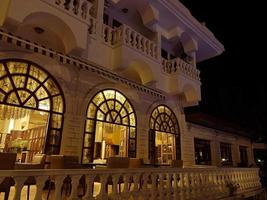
[[82, 89, 136, 164], [149, 105, 180, 164], [0, 59, 65, 160]]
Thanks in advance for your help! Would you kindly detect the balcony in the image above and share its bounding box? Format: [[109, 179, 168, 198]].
[[1, 0, 201, 102], [0, 167, 263, 199]]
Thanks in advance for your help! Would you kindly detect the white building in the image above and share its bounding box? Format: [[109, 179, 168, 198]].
[[0, 0, 264, 199]]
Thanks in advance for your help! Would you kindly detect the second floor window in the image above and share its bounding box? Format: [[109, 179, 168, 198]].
[[220, 142, 232, 165], [194, 138, 211, 165], [239, 146, 248, 164]]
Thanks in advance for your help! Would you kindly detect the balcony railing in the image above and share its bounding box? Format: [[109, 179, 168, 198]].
[[41, 0, 96, 34], [102, 24, 158, 60], [0, 167, 261, 199], [162, 58, 200, 81]]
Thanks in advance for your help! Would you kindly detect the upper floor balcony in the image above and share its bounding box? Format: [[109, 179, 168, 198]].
[[0, 0, 224, 105]]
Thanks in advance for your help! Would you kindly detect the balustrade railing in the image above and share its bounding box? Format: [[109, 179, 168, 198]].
[[0, 167, 261, 199], [102, 24, 158, 60], [162, 57, 200, 81], [41, 0, 96, 35]]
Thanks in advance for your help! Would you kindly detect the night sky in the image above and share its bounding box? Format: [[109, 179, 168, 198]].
[[180, 0, 267, 140]]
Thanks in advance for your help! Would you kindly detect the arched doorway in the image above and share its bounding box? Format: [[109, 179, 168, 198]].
[[0, 59, 65, 161], [149, 105, 180, 165], [82, 89, 137, 164]]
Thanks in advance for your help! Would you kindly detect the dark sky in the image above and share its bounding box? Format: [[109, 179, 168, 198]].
[[180, 0, 267, 140]]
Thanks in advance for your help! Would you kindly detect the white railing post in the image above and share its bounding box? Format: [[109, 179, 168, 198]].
[[34, 176, 49, 200], [13, 176, 27, 200], [82, 175, 95, 200], [54, 175, 65, 200]]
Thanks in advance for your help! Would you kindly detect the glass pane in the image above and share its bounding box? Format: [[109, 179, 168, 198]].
[[0, 63, 6, 77], [168, 120, 173, 127], [129, 139, 135, 151], [111, 111, 117, 121], [103, 90, 115, 100], [107, 100, 114, 110], [93, 92, 104, 106], [87, 103, 96, 118], [18, 90, 31, 103], [50, 114, 62, 129], [82, 149, 92, 164], [26, 78, 40, 92], [0, 77, 13, 93], [36, 86, 48, 99], [44, 78, 59, 96], [96, 110, 105, 120], [124, 101, 133, 113], [83, 134, 93, 147], [7, 62, 28, 74], [24, 96, 37, 108], [0, 92, 4, 102], [12, 76, 26, 88], [6, 92, 20, 105], [99, 102, 109, 113], [115, 115, 121, 124], [129, 113, 136, 126], [116, 91, 126, 104], [49, 129, 61, 145], [29, 65, 47, 82], [152, 109, 159, 118], [106, 113, 112, 122], [130, 127, 136, 138], [115, 101, 121, 111], [150, 118, 154, 129], [39, 99, 50, 111], [165, 107, 171, 115], [120, 108, 127, 118], [85, 119, 94, 132], [52, 95, 63, 113], [158, 106, 165, 113], [122, 116, 129, 125]]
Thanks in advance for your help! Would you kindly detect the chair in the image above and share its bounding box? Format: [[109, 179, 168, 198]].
[[0, 152, 16, 200]]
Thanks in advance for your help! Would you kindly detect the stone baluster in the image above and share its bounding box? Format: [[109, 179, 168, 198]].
[[145, 40, 149, 55], [34, 176, 49, 200], [179, 172, 185, 200], [68, 175, 82, 200], [154, 45, 158, 59], [110, 174, 120, 199], [98, 175, 108, 199], [54, 175, 65, 200], [13, 176, 27, 200], [158, 173, 164, 200], [122, 174, 131, 199], [190, 172, 197, 198], [124, 27, 130, 45], [131, 31, 136, 48], [150, 43, 154, 57], [184, 172, 190, 199], [173, 173, 179, 200], [166, 173, 172, 199], [132, 174, 141, 200], [137, 35, 142, 51], [82, 175, 95, 200], [150, 174, 157, 200], [72, 0, 80, 15]]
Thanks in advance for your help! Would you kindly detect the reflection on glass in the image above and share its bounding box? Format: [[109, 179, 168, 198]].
[[94, 122, 128, 159], [155, 131, 175, 164]]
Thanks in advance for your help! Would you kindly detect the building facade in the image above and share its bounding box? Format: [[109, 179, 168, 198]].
[[0, 0, 264, 199]]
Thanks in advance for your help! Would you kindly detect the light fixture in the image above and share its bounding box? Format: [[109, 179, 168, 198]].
[[34, 27, 44, 34]]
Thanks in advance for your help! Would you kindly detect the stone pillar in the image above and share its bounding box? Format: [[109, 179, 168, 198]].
[[60, 113, 86, 158], [155, 26, 162, 62], [96, 0, 105, 40]]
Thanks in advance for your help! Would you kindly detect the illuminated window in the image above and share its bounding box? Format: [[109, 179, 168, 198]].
[[0, 60, 65, 157], [220, 142, 232, 165], [149, 105, 180, 165], [82, 89, 136, 164]]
